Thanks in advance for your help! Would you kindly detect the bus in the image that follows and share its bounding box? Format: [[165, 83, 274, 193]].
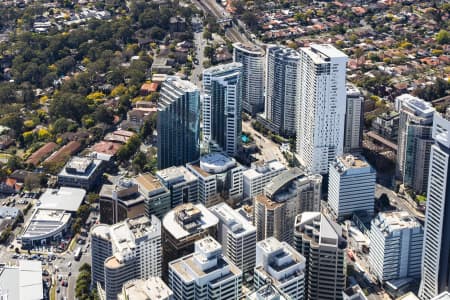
[[74, 247, 82, 261]]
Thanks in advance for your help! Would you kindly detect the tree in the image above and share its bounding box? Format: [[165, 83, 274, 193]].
[[94, 106, 114, 124], [49, 93, 90, 123], [436, 29, 450, 45], [87, 193, 99, 204], [132, 151, 147, 172]]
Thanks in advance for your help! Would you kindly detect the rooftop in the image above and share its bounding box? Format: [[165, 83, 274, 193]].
[[59, 156, 102, 178], [118, 277, 173, 300], [233, 42, 265, 55], [203, 62, 242, 75], [156, 166, 197, 186], [209, 202, 256, 237], [169, 237, 241, 283], [22, 209, 71, 241], [92, 215, 160, 261], [39, 187, 86, 212], [372, 211, 422, 236], [295, 212, 346, 248], [162, 203, 218, 240], [165, 76, 199, 93], [0, 260, 43, 300], [134, 173, 164, 192], [243, 160, 285, 180], [333, 154, 372, 173], [265, 167, 304, 198], [192, 153, 237, 176]]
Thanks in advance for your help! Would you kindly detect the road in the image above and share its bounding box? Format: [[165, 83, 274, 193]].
[[190, 16, 206, 88], [375, 184, 425, 223], [242, 120, 288, 166], [191, 0, 250, 43]]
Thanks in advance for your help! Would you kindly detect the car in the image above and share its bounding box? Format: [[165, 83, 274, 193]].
[[194, 59, 199, 65], [9, 244, 14, 249], [42, 270, 49, 276], [56, 288, 60, 293], [68, 272, 72, 277]]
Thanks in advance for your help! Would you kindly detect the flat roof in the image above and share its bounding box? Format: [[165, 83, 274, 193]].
[[0, 260, 43, 300], [243, 159, 285, 180], [162, 203, 218, 240], [39, 187, 86, 212], [156, 166, 197, 185], [170, 238, 241, 283], [134, 173, 164, 192], [209, 202, 255, 237], [59, 156, 102, 179], [119, 277, 173, 300], [22, 209, 71, 241], [373, 211, 422, 236]]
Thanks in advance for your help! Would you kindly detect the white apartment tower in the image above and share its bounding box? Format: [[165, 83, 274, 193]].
[[420, 113, 450, 299], [344, 83, 364, 153], [168, 237, 242, 300], [369, 211, 423, 282], [265, 45, 301, 137], [296, 44, 348, 174], [203, 63, 243, 156], [254, 237, 306, 300], [210, 202, 257, 274], [328, 154, 376, 221], [243, 159, 286, 200], [233, 43, 265, 116], [91, 215, 162, 300]]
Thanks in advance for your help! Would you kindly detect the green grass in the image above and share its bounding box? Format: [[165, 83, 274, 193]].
[[416, 194, 427, 204]]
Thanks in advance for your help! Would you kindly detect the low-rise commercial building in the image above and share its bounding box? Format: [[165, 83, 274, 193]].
[[0, 260, 43, 300], [21, 209, 71, 248], [39, 187, 86, 213], [58, 156, 103, 190]]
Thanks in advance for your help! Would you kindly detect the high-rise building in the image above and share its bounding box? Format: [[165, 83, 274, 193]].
[[135, 173, 171, 221], [99, 177, 146, 225], [243, 159, 286, 200], [161, 203, 218, 281], [344, 84, 364, 153], [328, 154, 376, 221], [369, 211, 423, 282], [343, 285, 368, 300], [91, 215, 162, 300], [254, 168, 322, 243], [419, 113, 450, 299], [296, 44, 348, 174], [157, 77, 200, 169], [396, 94, 435, 194], [254, 237, 306, 300], [209, 202, 256, 274], [168, 237, 242, 300], [294, 212, 347, 300], [203, 63, 243, 156], [233, 43, 265, 116], [118, 277, 173, 300], [264, 45, 301, 137], [156, 166, 198, 208], [187, 153, 244, 207]]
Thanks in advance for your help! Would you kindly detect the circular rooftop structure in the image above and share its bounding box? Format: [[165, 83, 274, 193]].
[[199, 153, 236, 174]]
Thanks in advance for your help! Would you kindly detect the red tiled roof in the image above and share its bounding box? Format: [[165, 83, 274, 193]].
[[26, 142, 58, 166], [44, 141, 82, 164], [91, 141, 122, 156]]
